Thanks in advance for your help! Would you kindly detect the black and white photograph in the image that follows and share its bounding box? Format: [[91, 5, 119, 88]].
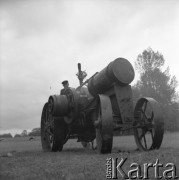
[[0, 0, 179, 179]]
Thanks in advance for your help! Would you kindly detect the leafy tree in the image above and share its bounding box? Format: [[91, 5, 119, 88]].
[[133, 47, 179, 131], [28, 128, 40, 136], [21, 130, 28, 137], [14, 134, 21, 138]]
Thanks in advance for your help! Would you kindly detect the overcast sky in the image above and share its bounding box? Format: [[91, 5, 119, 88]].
[[0, 0, 179, 135]]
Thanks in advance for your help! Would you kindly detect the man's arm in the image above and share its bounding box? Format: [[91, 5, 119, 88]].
[[60, 89, 64, 95]]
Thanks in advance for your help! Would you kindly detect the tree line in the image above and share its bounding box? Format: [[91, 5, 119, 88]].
[[0, 128, 40, 138]]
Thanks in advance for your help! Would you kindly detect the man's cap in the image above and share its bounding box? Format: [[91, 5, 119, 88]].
[[62, 80, 68, 85]]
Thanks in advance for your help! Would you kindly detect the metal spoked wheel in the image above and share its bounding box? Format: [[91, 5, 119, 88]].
[[41, 103, 54, 151], [133, 97, 164, 151], [95, 95, 113, 154], [41, 102, 67, 152]]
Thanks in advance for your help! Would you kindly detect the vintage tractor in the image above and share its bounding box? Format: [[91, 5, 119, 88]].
[[41, 58, 164, 153]]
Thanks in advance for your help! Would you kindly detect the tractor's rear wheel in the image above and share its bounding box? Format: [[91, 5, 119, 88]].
[[41, 103, 68, 152], [133, 97, 164, 151]]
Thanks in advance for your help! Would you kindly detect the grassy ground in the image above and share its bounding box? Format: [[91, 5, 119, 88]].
[[0, 132, 179, 180]]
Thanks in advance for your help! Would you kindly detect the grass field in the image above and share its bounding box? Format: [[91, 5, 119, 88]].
[[0, 132, 179, 180]]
